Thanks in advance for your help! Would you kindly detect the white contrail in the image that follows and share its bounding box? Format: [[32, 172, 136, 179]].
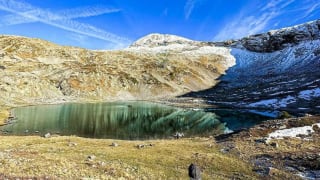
[[0, 0, 130, 46], [58, 6, 121, 19], [0, 6, 121, 26], [213, 0, 295, 41], [184, 0, 196, 20]]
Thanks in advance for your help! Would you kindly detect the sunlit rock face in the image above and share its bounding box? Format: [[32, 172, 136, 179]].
[[0, 35, 235, 106], [184, 20, 320, 113]]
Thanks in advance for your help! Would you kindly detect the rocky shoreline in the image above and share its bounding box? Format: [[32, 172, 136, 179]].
[[216, 115, 320, 179]]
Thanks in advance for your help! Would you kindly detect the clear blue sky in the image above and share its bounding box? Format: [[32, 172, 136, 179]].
[[0, 0, 319, 49]]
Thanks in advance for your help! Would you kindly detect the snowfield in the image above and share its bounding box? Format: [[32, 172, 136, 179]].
[[268, 123, 320, 139], [248, 96, 296, 108], [298, 88, 320, 100]]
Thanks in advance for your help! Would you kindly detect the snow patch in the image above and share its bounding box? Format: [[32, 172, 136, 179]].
[[126, 43, 236, 69], [230, 40, 320, 74], [182, 46, 236, 68], [268, 123, 320, 139], [269, 91, 294, 96], [131, 33, 192, 47], [249, 99, 278, 107], [248, 95, 296, 108], [298, 88, 320, 100], [279, 96, 296, 106]]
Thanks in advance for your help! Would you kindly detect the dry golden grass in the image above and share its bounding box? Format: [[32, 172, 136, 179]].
[[0, 136, 257, 179], [0, 108, 9, 126]]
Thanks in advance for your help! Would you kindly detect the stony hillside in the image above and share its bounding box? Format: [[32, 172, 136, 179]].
[[184, 19, 320, 113], [1, 20, 319, 112], [0, 35, 234, 106]]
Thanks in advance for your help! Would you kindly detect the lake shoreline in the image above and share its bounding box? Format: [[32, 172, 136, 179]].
[[1, 101, 273, 139], [1, 99, 319, 178]]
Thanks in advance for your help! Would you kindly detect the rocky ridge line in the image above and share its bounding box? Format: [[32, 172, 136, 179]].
[[214, 19, 320, 52]]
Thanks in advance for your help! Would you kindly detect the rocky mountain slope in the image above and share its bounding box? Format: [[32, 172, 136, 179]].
[[184, 19, 320, 113], [0, 20, 319, 113], [0, 35, 234, 106]]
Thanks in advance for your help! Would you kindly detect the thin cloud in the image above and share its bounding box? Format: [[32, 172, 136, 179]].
[[57, 6, 121, 19], [184, 0, 201, 20], [213, 0, 319, 41], [162, 8, 168, 16], [261, 0, 294, 11], [0, 0, 130, 47], [0, 6, 121, 26], [295, 2, 320, 21]]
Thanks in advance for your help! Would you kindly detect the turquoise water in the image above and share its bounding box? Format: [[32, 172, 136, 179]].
[[0, 102, 273, 140]]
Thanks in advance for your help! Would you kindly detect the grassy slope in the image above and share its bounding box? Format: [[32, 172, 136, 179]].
[[0, 108, 9, 125], [0, 136, 257, 179]]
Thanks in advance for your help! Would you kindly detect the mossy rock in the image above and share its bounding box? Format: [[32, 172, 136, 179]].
[[278, 111, 292, 119]]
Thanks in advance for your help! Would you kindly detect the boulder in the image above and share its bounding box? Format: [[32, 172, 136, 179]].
[[44, 133, 51, 138], [188, 163, 201, 180]]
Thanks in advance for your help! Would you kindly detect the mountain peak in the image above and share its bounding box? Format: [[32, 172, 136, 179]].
[[130, 33, 192, 47]]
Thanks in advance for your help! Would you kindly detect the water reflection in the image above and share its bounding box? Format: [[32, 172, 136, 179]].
[[207, 109, 275, 131], [1, 102, 228, 139]]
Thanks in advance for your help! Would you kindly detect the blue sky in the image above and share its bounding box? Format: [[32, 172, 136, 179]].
[[0, 0, 319, 50]]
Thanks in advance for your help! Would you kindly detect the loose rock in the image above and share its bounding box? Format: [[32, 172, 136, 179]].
[[173, 132, 184, 139], [44, 133, 51, 138], [68, 142, 77, 147], [111, 142, 119, 147], [188, 163, 201, 180], [269, 142, 279, 148], [136, 144, 154, 149], [87, 155, 96, 161]]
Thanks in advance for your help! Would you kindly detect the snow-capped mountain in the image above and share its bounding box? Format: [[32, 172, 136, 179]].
[[130, 33, 193, 48]]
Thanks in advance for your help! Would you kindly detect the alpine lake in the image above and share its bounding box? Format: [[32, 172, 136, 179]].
[[0, 101, 276, 140]]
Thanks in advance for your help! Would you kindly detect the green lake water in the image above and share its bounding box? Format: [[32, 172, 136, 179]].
[[0, 101, 274, 140]]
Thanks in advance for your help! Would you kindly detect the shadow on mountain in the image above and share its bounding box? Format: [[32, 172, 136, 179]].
[[180, 46, 320, 114]]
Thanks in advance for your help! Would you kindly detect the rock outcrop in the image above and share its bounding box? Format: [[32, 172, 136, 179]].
[[215, 20, 320, 52], [241, 20, 320, 52]]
